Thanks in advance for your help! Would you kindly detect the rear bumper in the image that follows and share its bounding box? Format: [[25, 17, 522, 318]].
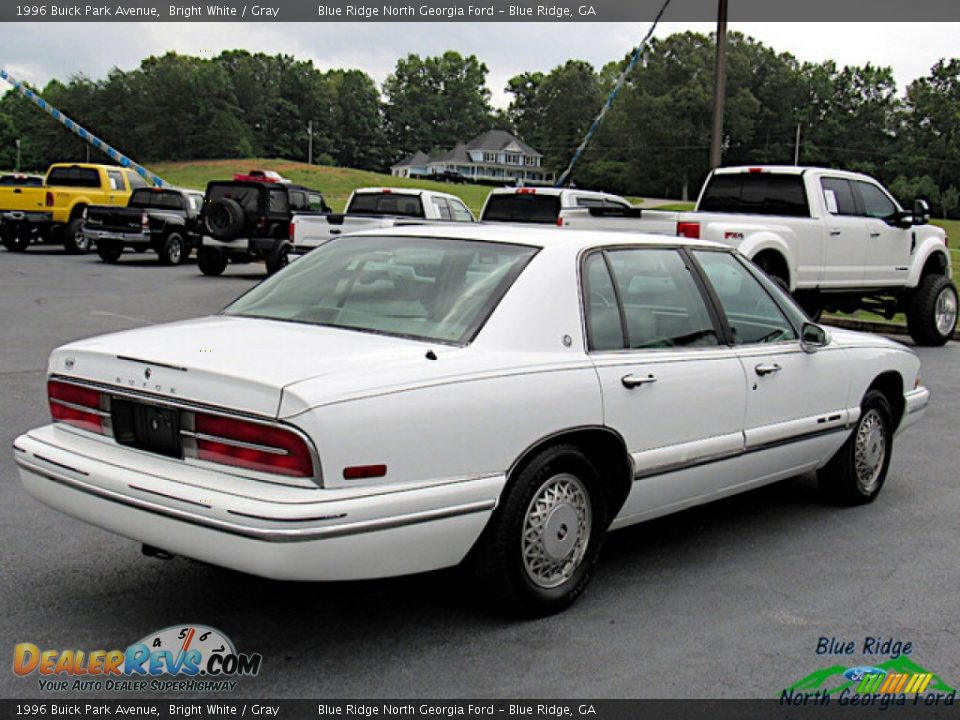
[[83, 228, 151, 245], [896, 386, 930, 437], [201, 236, 278, 254], [14, 425, 502, 581], [2, 210, 53, 225]]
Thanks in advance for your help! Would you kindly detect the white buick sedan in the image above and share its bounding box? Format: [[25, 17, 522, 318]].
[[14, 225, 929, 614]]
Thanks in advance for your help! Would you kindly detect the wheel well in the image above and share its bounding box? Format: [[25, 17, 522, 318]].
[[69, 204, 87, 221], [920, 251, 949, 278], [752, 250, 790, 286], [508, 428, 633, 522], [867, 372, 905, 429]]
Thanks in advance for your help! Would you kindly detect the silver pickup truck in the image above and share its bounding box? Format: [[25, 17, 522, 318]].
[[290, 187, 475, 251]]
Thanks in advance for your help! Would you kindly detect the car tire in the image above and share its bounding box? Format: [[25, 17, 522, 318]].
[[818, 390, 894, 506], [159, 232, 186, 266], [1, 225, 30, 252], [96, 241, 123, 263], [470, 444, 607, 616], [265, 243, 290, 275], [204, 199, 245, 240], [63, 218, 89, 254], [197, 247, 228, 277], [905, 274, 957, 346]]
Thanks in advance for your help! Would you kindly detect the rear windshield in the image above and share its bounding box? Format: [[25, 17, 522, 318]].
[[482, 194, 562, 224], [699, 173, 809, 217], [129, 189, 185, 210], [347, 193, 425, 218], [225, 236, 538, 345], [46, 167, 101, 188]]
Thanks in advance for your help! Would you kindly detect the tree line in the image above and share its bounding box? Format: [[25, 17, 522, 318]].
[[2, 34, 960, 215]]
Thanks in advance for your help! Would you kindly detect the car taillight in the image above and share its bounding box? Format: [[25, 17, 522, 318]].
[[141, 211, 149, 229], [556, 216, 564, 227], [677, 221, 701, 239], [48, 380, 105, 434], [193, 413, 313, 478], [45, 191, 54, 207], [288, 220, 295, 241]]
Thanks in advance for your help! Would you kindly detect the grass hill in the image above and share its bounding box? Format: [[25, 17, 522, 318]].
[[151, 159, 497, 214]]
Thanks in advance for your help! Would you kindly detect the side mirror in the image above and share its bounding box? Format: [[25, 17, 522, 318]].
[[800, 322, 829, 354], [913, 199, 930, 226]]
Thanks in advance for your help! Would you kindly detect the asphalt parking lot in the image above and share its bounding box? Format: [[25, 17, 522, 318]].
[[1, 246, 958, 699]]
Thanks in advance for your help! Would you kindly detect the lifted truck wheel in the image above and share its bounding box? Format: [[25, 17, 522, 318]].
[[197, 247, 228, 276], [905, 274, 958, 346], [96, 241, 123, 263], [1, 225, 30, 252], [63, 218, 89, 254]]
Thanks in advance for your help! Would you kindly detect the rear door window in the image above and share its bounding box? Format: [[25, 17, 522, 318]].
[[820, 177, 858, 215]]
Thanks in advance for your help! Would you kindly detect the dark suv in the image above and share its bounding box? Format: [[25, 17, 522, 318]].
[[197, 179, 329, 276]]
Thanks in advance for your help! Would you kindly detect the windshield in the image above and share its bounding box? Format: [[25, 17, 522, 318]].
[[224, 236, 538, 344], [482, 194, 562, 224]]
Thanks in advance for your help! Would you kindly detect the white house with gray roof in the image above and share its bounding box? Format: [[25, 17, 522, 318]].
[[391, 130, 554, 184]]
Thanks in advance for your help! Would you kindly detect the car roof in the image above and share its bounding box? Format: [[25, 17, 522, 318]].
[[715, 165, 878, 182], [487, 187, 619, 198], [353, 187, 459, 200], [347, 222, 729, 252]]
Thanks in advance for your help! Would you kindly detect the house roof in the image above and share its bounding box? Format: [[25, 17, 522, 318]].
[[429, 142, 471, 164], [466, 129, 541, 157], [391, 150, 430, 169]]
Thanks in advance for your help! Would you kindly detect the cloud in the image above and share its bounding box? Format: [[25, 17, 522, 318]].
[[1, 21, 959, 108]]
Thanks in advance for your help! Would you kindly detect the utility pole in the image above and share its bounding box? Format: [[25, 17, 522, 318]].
[[794, 123, 802, 165], [14, 138, 20, 171], [709, 0, 728, 169], [307, 120, 313, 165]]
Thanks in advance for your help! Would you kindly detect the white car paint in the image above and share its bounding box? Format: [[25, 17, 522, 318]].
[[14, 224, 929, 586]]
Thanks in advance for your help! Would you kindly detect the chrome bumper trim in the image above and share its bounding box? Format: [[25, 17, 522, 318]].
[[17, 456, 496, 544]]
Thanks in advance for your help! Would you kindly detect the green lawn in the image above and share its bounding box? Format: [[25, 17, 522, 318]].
[[152, 159, 496, 215]]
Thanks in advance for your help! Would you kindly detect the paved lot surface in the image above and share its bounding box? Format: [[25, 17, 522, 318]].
[[1, 247, 957, 699]]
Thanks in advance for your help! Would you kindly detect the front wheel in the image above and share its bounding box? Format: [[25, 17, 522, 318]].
[[905, 274, 957, 346], [62, 218, 89, 254], [469, 444, 607, 616], [818, 390, 894, 505], [197, 247, 228, 276]]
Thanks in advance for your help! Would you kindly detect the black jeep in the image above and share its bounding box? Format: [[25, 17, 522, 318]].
[[197, 178, 329, 276]]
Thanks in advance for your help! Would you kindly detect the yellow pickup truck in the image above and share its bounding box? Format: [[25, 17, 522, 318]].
[[0, 163, 150, 253]]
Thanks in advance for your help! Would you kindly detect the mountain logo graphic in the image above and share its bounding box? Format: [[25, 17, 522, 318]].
[[784, 656, 955, 696]]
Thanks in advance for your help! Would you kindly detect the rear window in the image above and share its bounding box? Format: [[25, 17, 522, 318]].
[[482, 193, 562, 224], [129, 189, 186, 211], [699, 173, 809, 217], [347, 193, 425, 218], [207, 184, 262, 214], [46, 167, 101, 188]]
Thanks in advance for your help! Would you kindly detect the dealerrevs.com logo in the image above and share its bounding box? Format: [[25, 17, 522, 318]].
[[13, 625, 262, 692]]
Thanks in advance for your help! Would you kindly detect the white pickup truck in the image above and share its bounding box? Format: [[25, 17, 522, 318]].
[[480, 186, 677, 234], [290, 187, 475, 252], [563, 166, 957, 346]]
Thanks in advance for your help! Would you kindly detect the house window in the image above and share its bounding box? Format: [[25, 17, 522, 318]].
[[484, 153, 497, 163]]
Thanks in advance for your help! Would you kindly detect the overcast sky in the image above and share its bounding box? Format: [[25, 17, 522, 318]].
[[1, 22, 959, 107]]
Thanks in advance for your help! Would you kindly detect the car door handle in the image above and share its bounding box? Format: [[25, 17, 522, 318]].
[[622, 374, 657, 389], [829, 228, 841, 236], [330, 229, 341, 235], [754, 363, 782, 377], [869, 231, 881, 238]]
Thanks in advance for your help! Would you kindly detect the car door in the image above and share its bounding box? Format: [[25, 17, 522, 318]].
[[853, 180, 912, 287], [106, 170, 127, 206], [819, 176, 868, 288], [691, 249, 852, 465], [584, 247, 748, 519]]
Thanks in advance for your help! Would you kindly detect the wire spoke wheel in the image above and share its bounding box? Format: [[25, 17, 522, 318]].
[[854, 409, 887, 495], [521, 473, 592, 589]]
